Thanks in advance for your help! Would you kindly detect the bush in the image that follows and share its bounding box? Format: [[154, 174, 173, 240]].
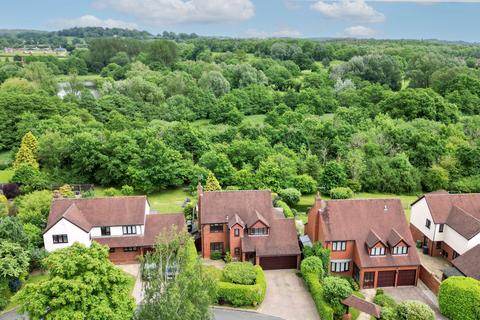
[[323, 276, 353, 318], [224, 251, 232, 264], [120, 185, 134, 195], [183, 202, 195, 221], [293, 174, 317, 194], [301, 256, 324, 279], [210, 252, 222, 260], [303, 273, 334, 320], [216, 265, 266, 307], [103, 187, 120, 196], [343, 277, 359, 291], [276, 200, 294, 218], [396, 300, 435, 320], [329, 187, 354, 199], [277, 188, 301, 206], [374, 294, 397, 308], [439, 276, 480, 320], [222, 262, 257, 285], [2, 183, 20, 199], [379, 306, 397, 320], [0, 294, 7, 311]]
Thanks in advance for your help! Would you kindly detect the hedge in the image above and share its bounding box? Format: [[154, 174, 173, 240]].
[[223, 262, 257, 285], [329, 187, 354, 199], [303, 273, 334, 320], [439, 276, 480, 320], [276, 200, 294, 218], [216, 265, 266, 307]]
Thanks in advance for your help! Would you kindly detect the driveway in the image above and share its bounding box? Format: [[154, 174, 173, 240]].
[[257, 269, 319, 320], [214, 308, 283, 320], [116, 263, 143, 304]]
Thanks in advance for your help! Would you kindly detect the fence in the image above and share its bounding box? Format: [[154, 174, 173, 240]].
[[419, 264, 441, 294]]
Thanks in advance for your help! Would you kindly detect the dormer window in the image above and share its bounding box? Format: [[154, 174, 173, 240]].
[[370, 247, 385, 256], [249, 227, 267, 235], [393, 246, 408, 255]]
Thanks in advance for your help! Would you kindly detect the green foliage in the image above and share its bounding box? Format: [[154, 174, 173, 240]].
[[395, 300, 435, 320], [216, 265, 266, 307], [292, 174, 317, 194], [301, 256, 324, 279], [322, 276, 353, 318], [303, 273, 334, 320], [303, 242, 330, 276], [15, 190, 52, 231], [0, 240, 30, 279], [205, 171, 222, 191], [439, 276, 480, 320], [14, 132, 39, 169], [277, 188, 301, 206], [224, 251, 232, 264], [222, 262, 257, 285], [120, 185, 134, 195], [11, 164, 48, 193], [275, 200, 294, 218], [104, 187, 120, 196], [16, 242, 135, 320], [329, 187, 354, 199], [320, 162, 347, 192], [58, 184, 75, 198], [374, 294, 397, 308], [210, 252, 222, 260]]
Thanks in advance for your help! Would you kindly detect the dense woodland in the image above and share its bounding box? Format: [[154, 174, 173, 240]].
[[1, 30, 480, 198]]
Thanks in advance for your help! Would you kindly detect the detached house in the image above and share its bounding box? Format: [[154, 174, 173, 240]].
[[410, 191, 480, 261], [43, 196, 185, 264], [197, 185, 301, 269], [305, 195, 420, 288]]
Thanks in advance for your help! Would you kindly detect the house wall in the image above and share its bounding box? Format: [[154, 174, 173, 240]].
[[325, 240, 355, 276], [108, 247, 143, 264], [410, 198, 436, 241], [201, 223, 227, 258], [467, 233, 480, 251], [442, 225, 470, 255], [229, 224, 243, 260], [44, 218, 90, 252], [90, 225, 144, 237]]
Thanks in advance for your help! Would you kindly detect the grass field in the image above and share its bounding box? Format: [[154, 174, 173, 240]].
[[54, 74, 102, 82]]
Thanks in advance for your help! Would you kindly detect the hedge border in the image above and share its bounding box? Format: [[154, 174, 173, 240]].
[[216, 265, 266, 307], [303, 272, 334, 320]]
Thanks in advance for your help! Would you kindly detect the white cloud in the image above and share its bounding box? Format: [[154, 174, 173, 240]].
[[284, 0, 302, 10], [312, 0, 385, 23], [94, 0, 255, 24], [344, 25, 376, 37], [244, 27, 302, 38], [51, 15, 138, 29]]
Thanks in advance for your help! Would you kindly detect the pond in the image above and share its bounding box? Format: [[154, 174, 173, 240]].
[[57, 80, 99, 99]]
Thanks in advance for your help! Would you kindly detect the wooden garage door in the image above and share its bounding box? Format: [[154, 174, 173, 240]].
[[259, 256, 298, 270], [397, 269, 416, 286], [377, 271, 396, 287]]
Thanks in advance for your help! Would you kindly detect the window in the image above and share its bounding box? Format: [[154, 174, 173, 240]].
[[52, 234, 68, 244], [210, 242, 223, 252], [425, 219, 431, 229], [331, 261, 350, 272], [234, 247, 241, 256], [101, 226, 111, 236], [370, 246, 385, 256], [109, 248, 116, 253], [439, 224, 444, 233], [332, 241, 346, 251], [123, 247, 137, 252], [210, 224, 223, 233], [249, 227, 267, 235], [393, 246, 408, 255], [234, 228, 240, 237], [122, 225, 136, 235]]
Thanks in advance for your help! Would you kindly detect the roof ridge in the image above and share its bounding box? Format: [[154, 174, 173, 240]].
[[450, 205, 480, 223], [204, 190, 271, 193], [53, 195, 148, 201]]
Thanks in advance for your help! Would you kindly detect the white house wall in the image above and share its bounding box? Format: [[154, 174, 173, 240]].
[[410, 198, 436, 240], [443, 225, 470, 254], [467, 233, 480, 252], [43, 218, 90, 252], [90, 225, 143, 237]]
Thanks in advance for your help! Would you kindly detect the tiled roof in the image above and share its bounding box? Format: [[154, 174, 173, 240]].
[[445, 206, 480, 240], [451, 244, 480, 280], [419, 192, 480, 224], [387, 228, 405, 247], [365, 229, 384, 248], [318, 198, 420, 268], [228, 213, 245, 228], [342, 295, 381, 318]]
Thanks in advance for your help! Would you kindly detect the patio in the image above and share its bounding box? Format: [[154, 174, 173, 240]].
[[415, 247, 451, 280]]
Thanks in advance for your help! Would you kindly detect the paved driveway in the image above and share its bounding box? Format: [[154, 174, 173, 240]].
[[214, 308, 283, 320], [257, 269, 319, 320], [116, 263, 143, 304]]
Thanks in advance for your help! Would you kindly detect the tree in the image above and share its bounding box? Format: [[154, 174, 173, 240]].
[[0, 241, 30, 280], [146, 39, 178, 68], [15, 190, 52, 231], [14, 132, 39, 169], [323, 276, 353, 317], [300, 256, 324, 279], [320, 161, 347, 192], [198, 151, 236, 186], [136, 231, 216, 320], [16, 242, 135, 320], [277, 188, 301, 207], [198, 71, 230, 97], [0, 216, 30, 248], [205, 171, 221, 191]]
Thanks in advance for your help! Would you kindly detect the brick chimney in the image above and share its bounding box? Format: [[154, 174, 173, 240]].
[[197, 182, 203, 226]]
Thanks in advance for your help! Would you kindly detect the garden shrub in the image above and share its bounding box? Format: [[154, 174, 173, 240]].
[[224, 251, 232, 263], [439, 276, 480, 320], [277, 188, 301, 206], [301, 256, 324, 279], [374, 294, 397, 308], [222, 262, 257, 285], [342, 276, 359, 291], [303, 272, 334, 320], [8, 278, 22, 293], [303, 242, 330, 276], [0, 294, 7, 311], [104, 187, 120, 196], [329, 187, 354, 199], [210, 252, 222, 260], [292, 174, 317, 194], [323, 276, 353, 318], [120, 185, 134, 195], [276, 200, 294, 218], [379, 306, 397, 320], [395, 300, 435, 320], [216, 265, 266, 307]]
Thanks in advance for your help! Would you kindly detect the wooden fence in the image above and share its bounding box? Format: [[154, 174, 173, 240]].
[[419, 264, 441, 294]]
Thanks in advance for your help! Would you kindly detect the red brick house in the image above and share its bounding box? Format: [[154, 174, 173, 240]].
[[43, 196, 185, 264], [197, 185, 301, 269], [305, 195, 420, 288]]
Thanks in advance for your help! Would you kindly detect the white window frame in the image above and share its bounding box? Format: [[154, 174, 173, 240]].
[[331, 261, 350, 272], [393, 246, 408, 255], [332, 241, 346, 251], [122, 225, 137, 235], [370, 246, 385, 256]]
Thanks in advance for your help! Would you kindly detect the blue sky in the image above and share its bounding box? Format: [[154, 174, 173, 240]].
[[1, 0, 479, 42]]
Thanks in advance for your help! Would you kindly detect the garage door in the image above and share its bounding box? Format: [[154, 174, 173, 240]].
[[397, 270, 416, 286], [377, 271, 396, 287], [259, 256, 298, 270]]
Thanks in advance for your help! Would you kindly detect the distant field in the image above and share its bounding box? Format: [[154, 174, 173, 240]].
[[54, 74, 102, 82]]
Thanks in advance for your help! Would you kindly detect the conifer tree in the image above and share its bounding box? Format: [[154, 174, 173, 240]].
[[14, 132, 39, 169], [205, 171, 221, 191]]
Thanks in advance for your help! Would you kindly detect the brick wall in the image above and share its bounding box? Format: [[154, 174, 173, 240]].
[[201, 224, 227, 258], [229, 224, 243, 259], [419, 264, 441, 294], [109, 247, 141, 264]]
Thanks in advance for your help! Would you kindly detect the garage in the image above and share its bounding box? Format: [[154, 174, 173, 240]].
[[259, 256, 298, 270], [397, 269, 417, 286], [377, 271, 396, 287]]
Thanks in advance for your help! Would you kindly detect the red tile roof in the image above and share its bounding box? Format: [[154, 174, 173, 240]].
[[342, 295, 381, 318], [451, 244, 480, 280], [318, 198, 420, 268], [419, 193, 480, 224], [446, 206, 480, 240]]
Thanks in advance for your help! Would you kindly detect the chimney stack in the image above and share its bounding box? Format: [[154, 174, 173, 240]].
[[197, 182, 203, 197]]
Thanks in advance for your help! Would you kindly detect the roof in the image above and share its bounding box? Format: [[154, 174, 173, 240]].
[[45, 196, 147, 233], [342, 295, 381, 318], [228, 213, 245, 228], [365, 229, 384, 248], [94, 213, 185, 248], [300, 235, 313, 247], [451, 244, 480, 280], [416, 192, 480, 224], [318, 198, 420, 268], [445, 206, 480, 240], [387, 228, 405, 247]]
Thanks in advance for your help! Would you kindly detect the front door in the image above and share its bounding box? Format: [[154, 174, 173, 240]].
[[363, 271, 375, 289]]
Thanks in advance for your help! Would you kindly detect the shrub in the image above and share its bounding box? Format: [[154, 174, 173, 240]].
[[8, 278, 22, 293], [329, 187, 354, 199], [224, 251, 232, 264], [2, 183, 20, 199], [439, 276, 480, 320], [0, 294, 7, 311], [216, 265, 266, 307], [322, 276, 353, 318], [374, 294, 397, 308], [210, 252, 222, 260], [375, 288, 384, 295], [81, 189, 95, 198], [103, 187, 120, 196], [293, 174, 317, 194], [301, 256, 324, 279], [120, 185, 134, 195], [277, 188, 301, 207], [58, 184, 74, 198], [303, 273, 334, 320], [222, 262, 257, 285], [396, 300, 435, 320], [343, 277, 359, 291], [380, 306, 397, 320], [276, 200, 294, 218]]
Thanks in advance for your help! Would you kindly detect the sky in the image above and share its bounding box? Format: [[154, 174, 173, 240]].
[[0, 0, 479, 42]]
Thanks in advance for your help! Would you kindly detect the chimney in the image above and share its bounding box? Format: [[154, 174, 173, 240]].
[[226, 215, 229, 222], [53, 190, 61, 199], [197, 182, 203, 197], [316, 192, 327, 213], [384, 202, 388, 212]]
